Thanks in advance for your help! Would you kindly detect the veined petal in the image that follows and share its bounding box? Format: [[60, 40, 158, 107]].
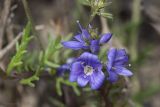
[[114, 56, 128, 66], [90, 40, 100, 54], [74, 34, 84, 43], [77, 21, 90, 39], [69, 62, 83, 82], [82, 29, 90, 40], [99, 33, 112, 44], [107, 48, 116, 71], [116, 49, 126, 57], [77, 52, 101, 67], [62, 41, 83, 50], [82, 45, 90, 50], [107, 70, 118, 83], [108, 48, 116, 62], [90, 70, 105, 90], [114, 66, 133, 76], [77, 74, 89, 87], [115, 49, 128, 63]]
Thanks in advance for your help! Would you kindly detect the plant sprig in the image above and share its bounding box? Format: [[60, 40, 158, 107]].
[[7, 21, 33, 75], [20, 36, 62, 87], [79, 0, 113, 23]]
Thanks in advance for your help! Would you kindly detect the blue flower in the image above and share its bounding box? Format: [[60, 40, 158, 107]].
[[57, 58, 75, 76], [106, 48, 133, 83], [62, 21, 112, 54], [69, 52, 105, 90]]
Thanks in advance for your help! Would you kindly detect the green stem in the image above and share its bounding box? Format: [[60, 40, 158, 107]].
[[129, 0, 141, 62]]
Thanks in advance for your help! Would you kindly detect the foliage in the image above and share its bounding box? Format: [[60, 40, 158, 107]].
[[79, 0, 113, 22], [20, 35, 63, 87], [6, 21, 33, 75]]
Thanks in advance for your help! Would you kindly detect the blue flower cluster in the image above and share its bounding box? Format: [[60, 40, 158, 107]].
[[62, 21, 112, 54], [60, 22, 133, 90]]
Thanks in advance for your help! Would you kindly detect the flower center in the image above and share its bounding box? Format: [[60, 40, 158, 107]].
[[84, 65, 94, 76]]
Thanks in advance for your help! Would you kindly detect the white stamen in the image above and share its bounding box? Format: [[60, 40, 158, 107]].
[[84, 65, 94, 76], [111, 67, 116, 70]]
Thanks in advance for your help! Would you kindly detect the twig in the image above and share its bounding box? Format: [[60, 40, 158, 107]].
[[6, 24, 14, 43], [0, 32, 22, 60], [6, 4, 18, 43], [100, 16, 110, 33], [0, 0, 12, 49]]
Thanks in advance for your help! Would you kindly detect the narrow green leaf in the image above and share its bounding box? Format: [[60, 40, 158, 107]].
[[99, 12, 113, 19], [20, 75, 39, 87], [45, 60, 60, 68], [78, 0, 91, 6], [13, 61, 23, 67]]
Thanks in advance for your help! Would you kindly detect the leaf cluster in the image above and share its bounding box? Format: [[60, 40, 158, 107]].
[[20, 36, 62, 87], [79, 0, 113, 20], [6, 22, 33, 75]]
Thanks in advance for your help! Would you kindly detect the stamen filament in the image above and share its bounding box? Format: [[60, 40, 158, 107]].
[[76, 20, 83, 31]]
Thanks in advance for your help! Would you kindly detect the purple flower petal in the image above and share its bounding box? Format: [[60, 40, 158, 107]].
[[77, 21, 90, 40], [99, 33, 112, 44], [114, 66, 133, 76], [69, 62, 83, 82], [116, 49, 126, 57], [74, 34, 84, 43], [107, 48, 116, 71], [78, 52, 101, 68], [90, 40, 100, 54], [82, 29, 90, 40], [108, 48, 116, 62], [107, 70, 118, 83], [115, 49, 128, 62], [90, 70, 105, 90], [62, 41, 84, 50], [77, 74, 89, 87], [113, 49, 129, 66], [114, 57, 128, 66]]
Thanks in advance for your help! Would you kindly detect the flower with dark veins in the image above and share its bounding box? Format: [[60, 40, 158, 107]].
[[106, 48, 133, 83], [69, 52, 105, 90], [62, 21, 112, 54]]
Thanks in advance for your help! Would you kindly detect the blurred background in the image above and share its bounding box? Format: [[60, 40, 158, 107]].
[[0, 0, 160, 107]]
